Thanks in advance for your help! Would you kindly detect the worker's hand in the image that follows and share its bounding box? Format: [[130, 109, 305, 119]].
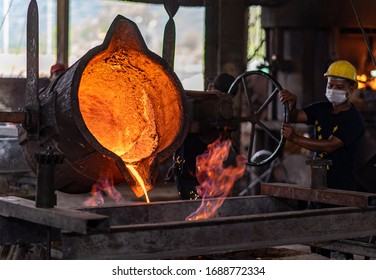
[[281, 123, 297, 141], [279, 89, 297, 111]]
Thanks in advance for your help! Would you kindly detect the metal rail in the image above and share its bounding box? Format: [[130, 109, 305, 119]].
[[261, 183, 376, 208]]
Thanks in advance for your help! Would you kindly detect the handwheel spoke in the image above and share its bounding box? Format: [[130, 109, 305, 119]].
[[230, 70, 288, 166], [242, 77, 254, 113], [257, 120, 280, 143], [247, 122, 257, 163], [255, 87, 278, 115]]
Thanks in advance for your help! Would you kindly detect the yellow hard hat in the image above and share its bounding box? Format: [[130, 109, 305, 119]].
[[324, 60, 358, 87]]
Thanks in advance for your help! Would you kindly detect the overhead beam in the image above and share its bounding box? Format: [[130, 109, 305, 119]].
[[122, 0, 289, 7]]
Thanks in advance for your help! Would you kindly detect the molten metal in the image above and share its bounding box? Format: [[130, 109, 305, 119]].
[[78, 17, 186, 198]]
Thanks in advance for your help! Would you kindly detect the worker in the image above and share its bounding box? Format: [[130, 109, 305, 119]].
[[174, 73, 237, 200], [207, 73, 238, 94], [279, 60, 365, 192], [279, 60, 365, 259], [39, 63, 67, 95], [49, 63, 67, 81]]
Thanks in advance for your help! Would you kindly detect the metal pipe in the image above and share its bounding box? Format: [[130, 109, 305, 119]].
[[306, 158, 332, 189], [34, 147, 64, 208], [0, 112, 27, 124]]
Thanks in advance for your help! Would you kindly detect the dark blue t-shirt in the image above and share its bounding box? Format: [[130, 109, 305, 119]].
[[303, 101, 365, 191]]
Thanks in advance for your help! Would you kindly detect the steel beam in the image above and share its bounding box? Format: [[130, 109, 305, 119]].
[[261, 183, 376, 208], [0, 196, 109, 234], [61, 205, 376, 259], [0, 216, 59, 245], [60, 195, 376, 259], [2, 194, 376, 259], [80, 195, 297, 225]]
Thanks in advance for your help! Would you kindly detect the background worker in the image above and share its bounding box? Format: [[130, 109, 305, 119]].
[[207, 73, 238, 94], [279, 60, 365, 192], [279, 59, 365, 259], [39, 63, 67, 95], [49, 63, 67, 81]]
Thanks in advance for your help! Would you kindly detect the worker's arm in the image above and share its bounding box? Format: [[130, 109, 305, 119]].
[[279, 89, 307, 123], [281, 123, 344, 153]]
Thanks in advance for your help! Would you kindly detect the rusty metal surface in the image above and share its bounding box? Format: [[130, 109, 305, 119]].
[[0, 216, 60, 245], [261, 183, 376, 208], [2, 194, 376, 259], [25, 0, 39, 138], [0, 196, 109, 234], [0, 112, 27, 124], [80, 195, 296, 225], [61, 204, 376, 259]]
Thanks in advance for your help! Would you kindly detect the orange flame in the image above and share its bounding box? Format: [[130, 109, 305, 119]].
[[357, 74, 376, 90], [83, 172, 123, 206], [186, 138, 246, 221], [357, 74, 367, 89]]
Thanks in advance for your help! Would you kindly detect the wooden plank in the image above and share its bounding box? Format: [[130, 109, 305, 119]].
[[0, 196, 109, 234], [261, 183, 376, 208], [62, 206, 376, 259]]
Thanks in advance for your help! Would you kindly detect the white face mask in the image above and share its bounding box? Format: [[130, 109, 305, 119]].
[[325, 89, 347, 105]]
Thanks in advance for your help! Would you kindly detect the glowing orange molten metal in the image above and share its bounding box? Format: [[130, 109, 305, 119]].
[[186, 138, 246, 220], [78, 16, 186, 200]]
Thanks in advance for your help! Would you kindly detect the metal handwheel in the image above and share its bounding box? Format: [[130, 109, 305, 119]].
[[228, 70, 289, 166]]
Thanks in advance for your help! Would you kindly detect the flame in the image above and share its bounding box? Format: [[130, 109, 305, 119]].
[[357, 74, 376, 90], [186, 138, 246, 221], [368, 79, 376, 91], [83, 172, 123, 206], [357, 74, 367, 89]]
